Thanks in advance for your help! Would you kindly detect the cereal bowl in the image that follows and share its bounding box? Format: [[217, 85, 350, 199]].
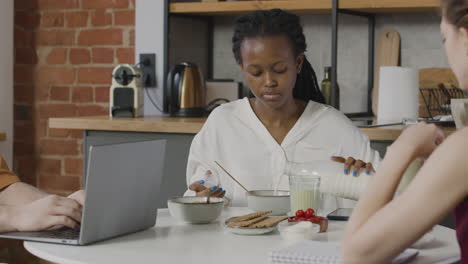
[[167, 196, 224, 224], [246, 190, 290, 216]]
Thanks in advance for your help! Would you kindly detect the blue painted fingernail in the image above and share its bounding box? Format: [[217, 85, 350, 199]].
[[218, 187, 223, 192], [344, 169, 349, 174], [198, 180, 205, 184], [366, 170, 370, 174], [353, 171, 358, 176], [211, 186, 218, 191]]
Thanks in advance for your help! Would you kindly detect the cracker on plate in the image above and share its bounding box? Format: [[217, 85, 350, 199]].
[[226, 211, 272, 223], [228, 216, 268, 228], [247, 216, 288, 228]]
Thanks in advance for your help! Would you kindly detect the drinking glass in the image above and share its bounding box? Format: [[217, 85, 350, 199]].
[[286, 162, 322, 214]]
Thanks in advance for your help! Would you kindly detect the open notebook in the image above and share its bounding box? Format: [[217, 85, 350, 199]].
[[269, 241, 419, 264]]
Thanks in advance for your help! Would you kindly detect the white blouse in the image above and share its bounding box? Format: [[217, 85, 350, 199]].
[[184, 98, 380, 211]]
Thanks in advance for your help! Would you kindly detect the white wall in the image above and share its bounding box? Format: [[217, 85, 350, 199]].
[[136, 0, 167, 115], [0, 0, 14, 167]]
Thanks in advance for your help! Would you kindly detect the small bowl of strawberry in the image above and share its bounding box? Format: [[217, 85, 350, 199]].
[[288, 208, 328, 233]]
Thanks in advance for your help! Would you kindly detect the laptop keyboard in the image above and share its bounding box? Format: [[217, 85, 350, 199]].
[[7, 227, 80, 240]]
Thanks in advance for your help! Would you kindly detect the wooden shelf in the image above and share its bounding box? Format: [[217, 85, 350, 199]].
[[0, 132, 5, 141], [170, 0, 440, 15]]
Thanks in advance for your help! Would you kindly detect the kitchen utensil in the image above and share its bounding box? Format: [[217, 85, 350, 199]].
[[438, 83, 452, 105], [278, 221, 320, 246], [372, 29, 401, 115], [357, 117, 418, 128], [419, 68, 461, 117], [214, 161, 290, 215], [419, 68, 459, 88], [166, 62, 206, 117], [215, 161, 249, 192], [246, 190, 291, 216], [167, 196, 224, 224], [205, 80, 242, 105]]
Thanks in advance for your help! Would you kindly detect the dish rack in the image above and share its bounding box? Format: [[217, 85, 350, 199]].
[[419, 87, 464, 118]]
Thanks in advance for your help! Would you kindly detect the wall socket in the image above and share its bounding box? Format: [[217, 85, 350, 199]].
[[139, 53, 156, 88]]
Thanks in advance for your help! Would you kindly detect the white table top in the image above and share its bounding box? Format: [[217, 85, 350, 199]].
[[25, 207, 460, 264]]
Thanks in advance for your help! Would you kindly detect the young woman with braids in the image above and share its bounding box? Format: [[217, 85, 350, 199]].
[[185, 9, 380, 208], [342, 0, 468, 263]]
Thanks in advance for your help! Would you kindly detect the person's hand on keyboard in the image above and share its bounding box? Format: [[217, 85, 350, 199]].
[[68, 190, 85, 206], [12, 194, 82, 232]]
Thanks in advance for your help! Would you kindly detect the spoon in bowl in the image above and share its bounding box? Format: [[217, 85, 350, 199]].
[[215, 161, 249, 193]]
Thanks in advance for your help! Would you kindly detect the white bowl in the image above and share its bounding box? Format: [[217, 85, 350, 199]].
[[167, 197, 224, 224], [246, 190, 290, 216], [278, 221, 320, 245]]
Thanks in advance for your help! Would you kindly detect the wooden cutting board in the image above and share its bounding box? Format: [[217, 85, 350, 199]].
[[372, 29, 401, 115], [419, 68, 459, 88], [419, 68, 460, 117]]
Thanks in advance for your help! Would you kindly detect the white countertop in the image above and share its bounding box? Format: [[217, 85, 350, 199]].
[[24, 207, 460, 264]]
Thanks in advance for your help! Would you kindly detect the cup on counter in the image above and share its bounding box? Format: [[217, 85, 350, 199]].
[[287, 161, 369, 214], [286, 162, 322, 214]]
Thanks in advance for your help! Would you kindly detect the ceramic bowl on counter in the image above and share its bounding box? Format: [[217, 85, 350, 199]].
[[246, 190, 290, 216], [167, 196, 224, 224]]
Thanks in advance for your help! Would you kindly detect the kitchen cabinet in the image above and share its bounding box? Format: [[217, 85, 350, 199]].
[[170, 0, 439, 15]]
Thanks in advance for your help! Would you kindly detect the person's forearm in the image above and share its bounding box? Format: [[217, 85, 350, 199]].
[[344, 144, 416, 239], [0, 205, 17, 233], [0, 182, 48, 205]]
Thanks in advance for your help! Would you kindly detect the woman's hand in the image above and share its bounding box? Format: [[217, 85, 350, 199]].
[[188, 170, 225, 198], [331, 156, 375, 176], [12, 194, 82, 232], [392, 122, 445, 159]]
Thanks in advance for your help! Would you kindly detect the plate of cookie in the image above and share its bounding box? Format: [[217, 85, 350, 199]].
[[223, 210, 288, 235]]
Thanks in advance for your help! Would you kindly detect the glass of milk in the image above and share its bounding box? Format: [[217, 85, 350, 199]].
[[287, 161, 371, 215], [287, 162, 321, 214]]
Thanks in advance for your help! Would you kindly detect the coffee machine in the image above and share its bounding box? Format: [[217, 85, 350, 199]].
[[110, 64, 144, 117]]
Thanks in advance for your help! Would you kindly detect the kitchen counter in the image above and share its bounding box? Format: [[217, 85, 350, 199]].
[[49, 116, 456, 141], [0, 132, 6, 141], [49, 115, 205, 134]]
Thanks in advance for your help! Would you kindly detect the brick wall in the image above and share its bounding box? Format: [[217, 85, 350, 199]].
[[14, 0, 135, 195]]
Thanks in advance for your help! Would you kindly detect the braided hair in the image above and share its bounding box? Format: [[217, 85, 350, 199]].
[[232, 9, 325, 104]]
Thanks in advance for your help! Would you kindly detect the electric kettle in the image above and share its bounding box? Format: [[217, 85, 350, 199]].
[[166, 62, 206, 117]]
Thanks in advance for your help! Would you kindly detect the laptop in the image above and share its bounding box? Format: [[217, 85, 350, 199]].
[[0, 139, 166, 245]]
